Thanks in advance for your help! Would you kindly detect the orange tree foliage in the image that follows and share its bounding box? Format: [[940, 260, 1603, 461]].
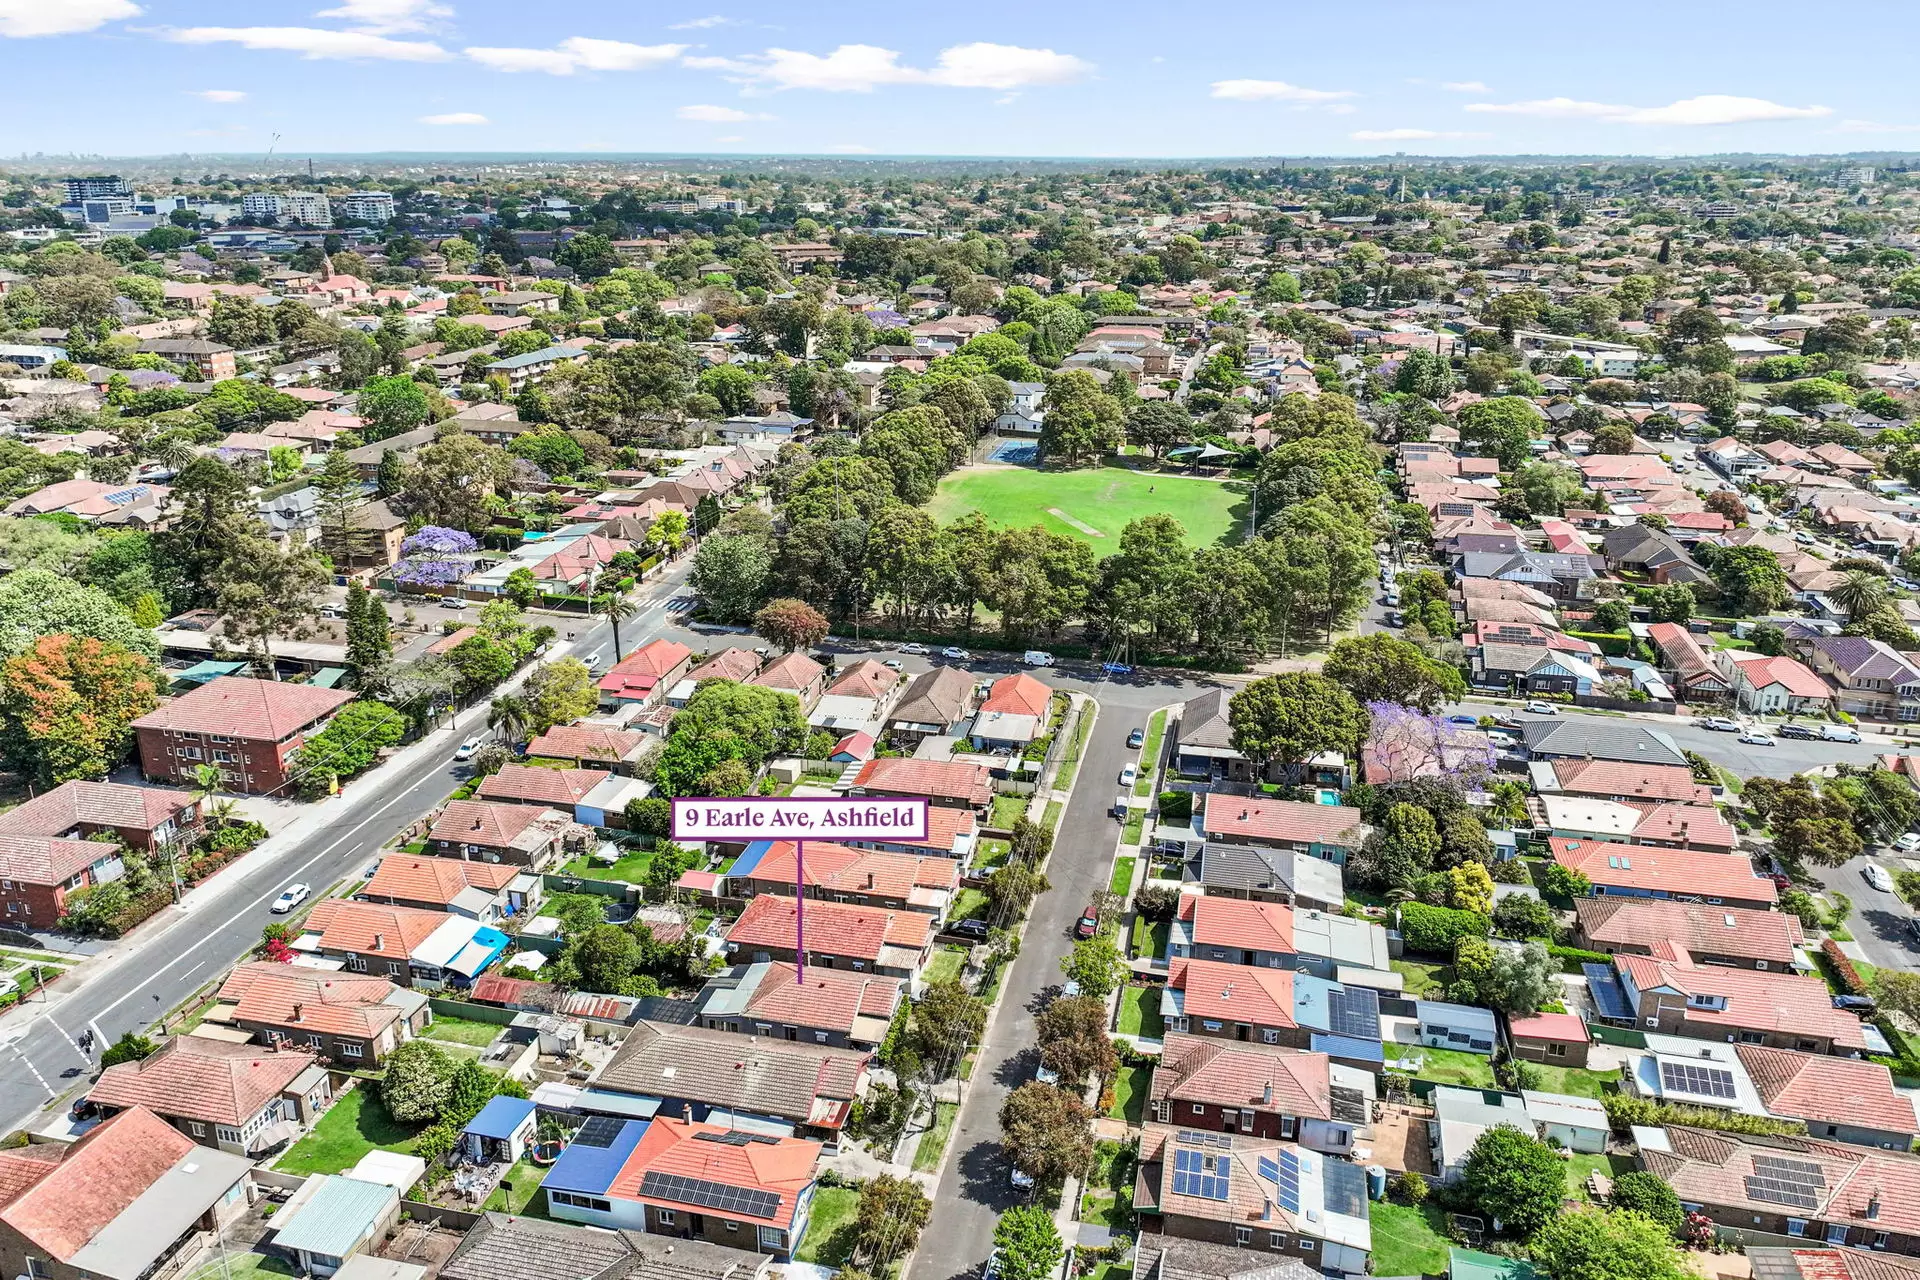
[[0, 634, 164, 786]]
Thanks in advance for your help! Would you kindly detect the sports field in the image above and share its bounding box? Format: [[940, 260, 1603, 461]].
[[925, 463, 1246, 547]]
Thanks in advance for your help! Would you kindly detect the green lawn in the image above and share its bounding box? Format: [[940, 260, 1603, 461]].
[[1522, 1062, 1617, 1100], [926, 463, 1244, 549], [912, 1102, 960, 1173], [186, 1251, 297, 1280], [1121, 808, 1145, 845], [1109, 856, 1137, 896], [1081, 1141, 1136, 1229], [795, 1185, 861, 1266], [1383, 1044, 1498, 1089], [482, 1156, 550, 1215], [974, 838, 1011, 870], [1565, 1152, 1637, 1202], [1135, 710, 1167, 797], [1109, 1065, 1150, 1124], [1130, 917, 1170, 961], [557, 850, 654, 883], [276, 1087, 422, 1176], [1390, 958, 1451, 998], [421, 1014, 507, 1047], [991, 794, 1030, 830], [1043, 800, 1063, 830], [952, 887, 989, 922], [923, 946, 965, 987], [1368, 1200, 1452, 1278], [1116, 985, 1164, 1038]]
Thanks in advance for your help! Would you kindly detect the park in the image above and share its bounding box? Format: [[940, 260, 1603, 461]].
[[924, 461, 1249, 547]]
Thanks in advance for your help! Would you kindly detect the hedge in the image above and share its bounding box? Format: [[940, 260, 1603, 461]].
[[1822, 939, 1870, 996], [1603, 1092, 1807, 1138], [1397, 902, 1490, 955], [1547, 943, 1613, 971], [1565, 631, 1637, 658]]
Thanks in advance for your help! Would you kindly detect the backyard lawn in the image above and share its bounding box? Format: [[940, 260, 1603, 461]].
[[952, 887, 989, 922], [974, 838, 1011, 870], [276, 1087, 421, 1176], [1109, 856, 1136, 896], [1368, 1201, 1452, 1278], [923, 946, 965, 987], [926, 463, 1244, 548], [1390, 958, 1451, 998], [912, 1102, 959, 1173], [1129, 917, 1169, 962], [421, 1014, 507, 1047], [990, 794, 1030, 830], [1116, 985, 1164, 1038], [795, 1185, 861, 1266], [186, 1252, 297, 1280], [557, 849, 654, 883], [1108, 1065, 1150, 1124], [482, 1156, 550, 1215], [1522, 1062, 1617, 1100], [1565, 1152, 1637, 1201], [1383, 1044, 1498, 1089], [1079, 1141, 1136, 1230]]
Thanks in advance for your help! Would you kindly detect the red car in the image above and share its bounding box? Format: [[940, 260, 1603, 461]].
[[1075, 906, 1100, 939]]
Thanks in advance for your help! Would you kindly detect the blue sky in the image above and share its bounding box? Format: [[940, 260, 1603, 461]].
[[4, 0, 1918, 158]]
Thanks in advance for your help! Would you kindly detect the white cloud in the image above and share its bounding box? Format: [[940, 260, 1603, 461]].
[[1439, 80, 1488, 93], [677, 103, 771, 122], [1465, 94, 1830, 125], [691, 41, 1091, 92], [1210, 78, 1356, 103], [467, 35, 686, 74], [670, 13, 737, 28], [1351, 127, 1487, 141], [0, 0, 138, 37], [165, 25, 451, 60], [826, 143, 876, 153], [189, 88, 248, 102], [419, 111, 487, 124], [313, 0, 449, 34]]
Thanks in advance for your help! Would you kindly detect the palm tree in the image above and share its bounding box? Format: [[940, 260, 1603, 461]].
[[1833, 569, 1888, 624], [488, 693, 531, 745], [595, 590, 640, 662]]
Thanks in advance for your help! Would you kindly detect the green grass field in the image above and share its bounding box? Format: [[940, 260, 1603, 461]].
[[1368, 1201, 1451, 1278], [926, 464, 1245, 547], [276, 1088, 421, 1176]]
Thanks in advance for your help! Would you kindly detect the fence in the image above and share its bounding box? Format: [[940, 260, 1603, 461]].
[[399, 1201, 485, 1232], [539, 873, 635, 901], [1588, 1024, 1647, 1049], [428, 996, 521, 1026], [250, 1169, 309, 1194], [1574, 693, 1678, 715]]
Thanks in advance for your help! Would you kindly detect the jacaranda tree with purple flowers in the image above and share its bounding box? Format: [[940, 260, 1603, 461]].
[[1361, 700, 1495, 788], [393, 526, 478, 590]]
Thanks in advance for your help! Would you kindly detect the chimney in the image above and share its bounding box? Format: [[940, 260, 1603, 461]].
[[866, 872, 875, 890], [291, 1002, 304, 1023], [682, 1102, 693, 1122], [1868, 1192, 1881, 1220], [372, 933, 384, 951], [1679, 820, 1690, 849], [1262, 1080, 1272, 1105]]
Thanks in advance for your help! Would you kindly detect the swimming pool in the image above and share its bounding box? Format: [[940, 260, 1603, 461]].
[[1314, 788, 1342, 805]]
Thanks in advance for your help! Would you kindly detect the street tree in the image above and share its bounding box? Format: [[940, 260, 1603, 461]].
[[1060, 932, 1127, 998], [1227, 672, 1366, 775], [1035, 995, 1118, 1084], [1323, 634, 1465, 712], [991, 1206, 1064, 1280], [850, 1174, 932, 1272], [912, 977, 986, 1076], [999, 1082, 1094, 1184], [520, 658, 599, 736], [690, 534, 772, 623], [594, 589, 640, 661], [754, 597, 830, 653]]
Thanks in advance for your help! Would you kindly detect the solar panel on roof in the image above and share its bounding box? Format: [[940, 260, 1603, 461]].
[[1658, 1060, 1738, 1100], [1323, 1158, 1369, 1220], [1326, 986, 1380, 1039], [1752, 1155, 1825, 1187], [639, 1171, 782, 1220], [573, 1116, 626, 1148], [1744, 1176, 1820, 1210], [694, 1131, 778, 1147], [1171, 1148, 1230, 1201]]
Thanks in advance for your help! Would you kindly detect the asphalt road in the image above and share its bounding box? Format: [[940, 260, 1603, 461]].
[[0, 561, 695, 1135], [1823, 855, 1920, 972]]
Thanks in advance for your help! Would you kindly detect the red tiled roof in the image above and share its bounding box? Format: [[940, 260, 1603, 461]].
[[611, 1118, 819, 1224], [826, 660, 899, 701], [216, 963, 405, 1039], [1574, 897, 1801, 967], [1201, 795, 1364, 847], [738, 841, 958, 900], [1548, 759, 1714, 805], [752, 652, 825, 693], [1618, 952, 1864, 1049], [1168, 958, 1296, 1030], [852, 757, 993, 808], [363, 854, 520, 906], [737, 961, 902, 1032], [1552, 836, 1777, 904], [726, 893, 932, 962], [598, 638, 691, 699], [0, 1106, 203, 1261], [1727, 653, 1834, 699], [1148, 1033, 1331, 1120], [1, 780, 196, 838], [430, 797, 574, 849], [1736, 1045, 1917, 1136], [525, 723, 645, 764], [980, 673, 1051, 717], [1505, 1012, 1589, 1043], [90, 1037, 317, 1126], [476, 764, 607, 807], [131, 676, 354, 740], [1179, 895, 1294, 954], [684, 647, 762, 684], [0, 834, 117, 890], [301, 898, 448, 959]]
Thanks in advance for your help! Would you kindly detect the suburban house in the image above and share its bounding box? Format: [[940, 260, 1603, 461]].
[[1796, 635, 1920, 722], [694, 960, 903, 1050], [1529, 758, 1714, 806], [294, 898, 509, 991], [86, 1036, 328, 1156], [1647, 623, 1732, 702], [1573, 897, 1802, 970], [1505, 1012, 1591, 1067], [439, 1213, 773, 1280], [848, 757, 993, 812], [1736, 1045, 1919, 1149], [1606, 948, 1867, 1054], [1190, 844, 1346, 913], [807, 660, 902, 739], [721, 840, 957, 917], [1472, 643, 1601, 697], [1147, 1034, 1372, 1156], [1739, 1251, 1920, 1280], [1196, 795, 1366, 865], [1600, 524, 1712, 587], [1531, 793, 1737, 853], [0, 1106, 254, 1280], [359, 855, 541, 923], [477, 765, 609, 814], [541, 1116, 821, 1260], [883, 667, 976, 746], [428, 798, 580, 869], [1133, 1124, 1372, 1275], [1640, 1125, 1920, 1253], [525, 724, 651, 773], [1551, 837, 1780, 909], [1521, 719, 1688, 767], [1162, 958, 1383, 1067], [1719, 652, 1834, 716], [724, 894, 934, 979], [132, 676, 357, 796], [1454, 549, 1598, 602], [207, 962, 431, 1065], [666, 648, 764, 707], [969, 673, 1053, 751], [586, 1020, 869, 1139], [1131, 1236, 1321, 1280], [1170, 689, 1268, 783], [750, 652, 828, 712], [4, 479, 170, 524], [0, 781, 201, 927], [1429, 1087, 1608, 1181], [1168, 895, 1389, 977], [599, 639, 695, 709]]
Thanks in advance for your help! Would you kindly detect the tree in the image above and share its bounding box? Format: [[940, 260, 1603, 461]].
[[1873, 969, 1920, 1022], [510, 430, 588, 478], [1704, 545, 1790, 616], [1590, 600, 1630, 633], [850, 1174, 932, 1270], [1511, 461, 1588, 517], [1394, 350, 1455, 400], [991, 1206, 1064, 1280], [1832, 569, 1888, 623], [754, 597, 829, 653], [1447, 861, 1495, 915], [0, 568, 158, 660], [1609, 1171, 1685, 1236], [503, 566, 541, 608], [912, 977, 986, 1075], [1035, 995, 1117, 1084], [1125, 401, 1192, 458], [1060, 932, 1126, 998], [1457, 397, 1540, 471], [1646, 583, 1694, 625], [297, 701, 408, 793], [521, 658, 599, 736], [591, 588, 640, 662], [1704, 489, 1747, 527], [984, 861, 1050, 922], [381, 1039, 458, 1122], [999, 1082, 1093, 1184], [1591, 423, 1637, 455], [1228, 673, 1366, 776], [100, 1031, 158, 1067], [1457, 1123, 1565, 1234], [1038, 369, 1123, 466], [357, 375, 432, 441], [691, 534, 772, 623], [0, 634, 164, 786], [1323, 634, 1465, 712], [1491, 893, 1556, 941], [568, 924, 641, 993], [1479, 941, 1557, 1014], [399, 434, 509, 534], [1529, 1208, 1688, 1280], [652, 679, 806, 797]]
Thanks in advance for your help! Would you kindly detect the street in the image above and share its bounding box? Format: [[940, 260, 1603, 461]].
[[1823, 856, 1920, 972]]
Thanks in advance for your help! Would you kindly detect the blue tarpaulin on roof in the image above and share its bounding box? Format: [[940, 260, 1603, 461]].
[[174, 660, 248, 686]]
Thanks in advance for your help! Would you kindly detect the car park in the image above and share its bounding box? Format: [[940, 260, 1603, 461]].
[[1699, 716, 1741, 732], [1777, 724, 1818, 739], [1864, 864, 1894, 892], [1127, 727, 1145, 748], [1119, 765, 1137, 788], [271, 883, 310, 913], [1737, 731, 1774, 746], [1523, 701, 1557, 715]]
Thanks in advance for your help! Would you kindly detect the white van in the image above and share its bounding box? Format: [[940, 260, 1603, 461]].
[[1820, 724, 1862, 744], [1022, 650, 1055, 667]]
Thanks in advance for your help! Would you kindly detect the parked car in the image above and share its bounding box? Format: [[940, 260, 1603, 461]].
[[941, 646, 971, 660], [1102, 661, 1134, 675], [271, 883, 311, 914], [1777, 724, 1819, 740], [883, 658, 903, 669], [1764, 872, 1793, 891], [1820, 724, 1863, 744], [1010, 1166, 1035, 1194], [1794, 531, 1817, 545], [949, 918, 991, 940], [1075, 905, 1100, 939], [1864, 864, 1895, 893], [1446, 715, 1479, 727], [443, 598, 469, 610], [1737, 731, 1774, 746], [1833, 994, 1878, 1013], [900, 643, 929, 655], [1119, 765, 1138, 788], [1495, 716, 1525, 731], [1486, 731, 1517, 749], [1127, 727, 1145, 748], [1523, 701, 1557, 715], [1699, 716, 1741, 732], [1035, 1062, 1059, 1086], [1896, 832, 1920, 854], [1022, 650, 1055, 667], [454, 736, 483, 760]]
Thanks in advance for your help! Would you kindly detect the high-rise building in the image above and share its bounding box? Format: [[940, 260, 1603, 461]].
[[64, 175, 130, 203], [337, 191, 394, 223], [282, 192, 331, 224]]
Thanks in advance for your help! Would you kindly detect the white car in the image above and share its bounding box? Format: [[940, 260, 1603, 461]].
[[1523, 701, 1557, 715], [899, 643, 929, 655], [271, 883, 311, 914], [941, 646, 971, 660], [1737, 731, 1774, 746], [1119, 765, 1138, 788], [883, 658, 903, 670], [1864, 864, 1895, 893], [1896, 833, 1920, 853], [454, 736, 483, 761], [1699, 717, 1741, 733], [443, 598, 469, 610]]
